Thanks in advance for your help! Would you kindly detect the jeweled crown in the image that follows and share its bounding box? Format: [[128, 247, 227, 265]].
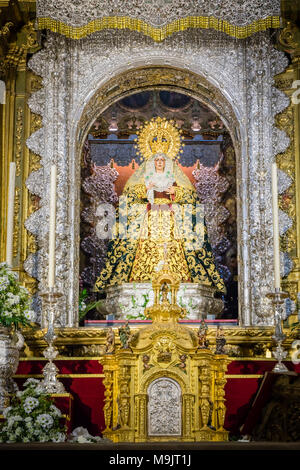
[[134, 116, 184, 161]]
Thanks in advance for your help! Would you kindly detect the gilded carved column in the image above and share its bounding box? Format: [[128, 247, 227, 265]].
[[198, 357, 212, 430], [183, 394, 194, 440], [213, 356, 230, 433], [114, 352, 136, 441], [137, 393, 147, 441], [194, 350, 229, 441], [0, 8, 40, 296], [102, 368, 114, 431], [118, 364, 131, 428], [101, 355, 119, 438], [275, 1, 300, 324]]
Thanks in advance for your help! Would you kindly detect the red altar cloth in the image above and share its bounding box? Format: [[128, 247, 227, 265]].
[[14, 358, 300, 437]]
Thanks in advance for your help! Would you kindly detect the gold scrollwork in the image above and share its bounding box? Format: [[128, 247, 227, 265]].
[[20, 21, 39, 51], [0, 22, 14, 39], [277, 21, 299, 55], [29, 74, 43, 94], [13, 187, 20, 258], [15, 107, 23, 177], [274, 84, 299, 302], [78, 66, 239, 150]]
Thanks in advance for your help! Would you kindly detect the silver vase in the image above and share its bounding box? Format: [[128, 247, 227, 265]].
[[0, 327, 24, 413]]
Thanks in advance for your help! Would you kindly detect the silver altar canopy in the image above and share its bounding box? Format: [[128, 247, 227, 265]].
[[24, 1, 292, 328]]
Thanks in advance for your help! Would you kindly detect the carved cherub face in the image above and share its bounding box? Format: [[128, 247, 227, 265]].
[[143, 354, 150, 363]]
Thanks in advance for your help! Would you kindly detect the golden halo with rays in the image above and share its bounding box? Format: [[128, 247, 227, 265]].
[[134, 116, 184, 161]]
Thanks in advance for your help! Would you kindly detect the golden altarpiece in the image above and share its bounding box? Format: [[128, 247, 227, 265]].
[[102, 266, 229, 442], [0, 0, 300, 442]]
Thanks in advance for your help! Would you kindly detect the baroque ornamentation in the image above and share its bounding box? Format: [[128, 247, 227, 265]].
[[0, 328, 24, 412], [100, 269, 230, 442], [36, 0, 280, 27], [13, 187, 20, 258], [25, 28, 289, 327], [2, 21, 40, 75], [102, 368, 114, 430], [21, 325, 299, 359], [192, 162, 234, 284], [15, 107, 23, 177], [277, 21, 300, 58], [275, 101, 297, 258], [273, 72, 299, 310], [80, 142, 119, 288], [36, 0, 280, 41]]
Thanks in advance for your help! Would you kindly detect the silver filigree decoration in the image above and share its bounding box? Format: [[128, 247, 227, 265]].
[[26, 169, 44, 197], [26, 128, 45, 158], [279, 209, 293, 236], [37, 0, 280, 28], [80, 159, 119, 287], [278, 168, 292, 195], [281, 251, 293, 278], [25, 28, 289, 327], [193, 165, 230, 247], [24, 208, 48, 238], [24, 251, 44, 282], [148, 378, 181, 436]]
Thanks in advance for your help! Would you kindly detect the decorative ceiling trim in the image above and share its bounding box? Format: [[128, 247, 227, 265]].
[[36, 15, 281, 41]]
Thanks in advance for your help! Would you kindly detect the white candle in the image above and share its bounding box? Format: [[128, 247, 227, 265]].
[[48, 165, 57, 289], [6, 162, 16, 266], [271, 162, 280, 289]]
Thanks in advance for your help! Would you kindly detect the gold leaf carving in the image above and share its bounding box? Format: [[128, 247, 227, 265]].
[[13, 187, 20, 258], [15, 107, 23, 177]]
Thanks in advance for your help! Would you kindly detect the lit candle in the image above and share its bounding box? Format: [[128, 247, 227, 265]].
[[6, 162, 16, 266], [48, 165, 57, 289], [271, 162, 280, 289]]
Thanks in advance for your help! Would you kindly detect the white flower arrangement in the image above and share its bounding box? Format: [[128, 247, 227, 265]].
[[177, 285, 199, 316], [120, 284, 198, 319], [0, 380, 113, 445], [0, 262, 36, 329], [23, 396, 40, 414], [119, 284, 152, 320], [0, 379, 66, 443]]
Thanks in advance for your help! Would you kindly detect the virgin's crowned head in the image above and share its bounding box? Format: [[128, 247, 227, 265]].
[[123, 150, 194, 193], [153, 153, 166, 172]]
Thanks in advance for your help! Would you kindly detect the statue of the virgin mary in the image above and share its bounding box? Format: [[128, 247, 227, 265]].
[[95, 117, 225, 293]]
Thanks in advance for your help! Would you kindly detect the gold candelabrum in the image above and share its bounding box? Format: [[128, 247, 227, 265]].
[[100, 265, 230, 442]]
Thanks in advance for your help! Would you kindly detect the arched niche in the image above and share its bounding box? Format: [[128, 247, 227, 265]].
[[74, 66, 242, 324], [79, 88, 238, 320]]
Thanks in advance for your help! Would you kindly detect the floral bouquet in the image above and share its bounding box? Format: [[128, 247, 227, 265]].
[[0, 262, 35, 329], [0, 378, 66, 443]]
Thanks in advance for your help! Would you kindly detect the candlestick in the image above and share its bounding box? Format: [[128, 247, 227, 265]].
[[266, 290, 289, 373], [271, 163, 280, 289], [40, 290, 65, 393], [48, 165, 57, 288], [6, 162, 16, 266]]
